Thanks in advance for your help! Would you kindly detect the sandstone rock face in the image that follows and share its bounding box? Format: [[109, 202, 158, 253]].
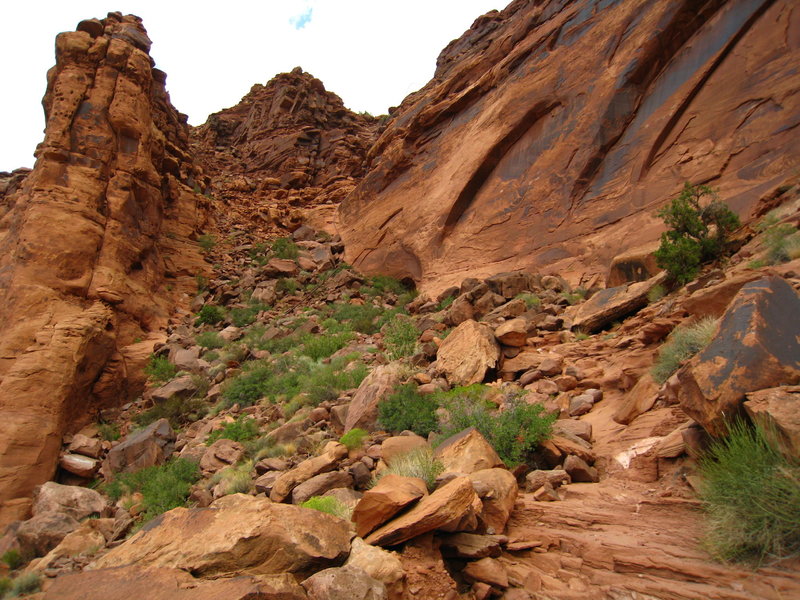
[[0, 14, 209, 525], [678, 277, 800, 436], [436, 320, 500, 386], [93, 495, 353, 577], [339, 0, 800, 295], [44, 566, 307, 600], [744, 386, 800, 460]]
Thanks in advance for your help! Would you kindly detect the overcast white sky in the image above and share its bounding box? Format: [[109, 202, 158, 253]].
[[0, 1, 501, 171]]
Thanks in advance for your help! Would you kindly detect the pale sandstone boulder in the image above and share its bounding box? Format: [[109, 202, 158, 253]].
[[380, 435, 429, 465], [678, 277, 800, 436], [744, 386, 800, 460], [436, 320, 500, 386], [32, 482, 106, 520], [494, 318, 529, 347], [567, 275, 665, 333], [365, 476, 479, 546], [44, 566, 306, 600], [150, 376, 199, 403], [17, 511, 80, 557], [93, 494, 353, 577], [439, 532, 505, 559], [434, 428, 504, 475], [271, 441, 348, 502], [59, 453, 100, 478], [352, 474, 428, 538], [344, 364, 403, 432], [67, 434, 103, 458], [346, 537, 405, 600], [32, 519, 106, 571], [291, 471, 354, 505], [302, 564, 387, 600], [103, 418, 175, 475], [468, 468, 518, 534], [199, 439, 244, 472]]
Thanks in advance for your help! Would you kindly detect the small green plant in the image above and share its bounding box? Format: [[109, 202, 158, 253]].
[[209, 461, 253, 495], [196, 331, 225, 350], [195, 305, 225, 326], [339, 428, 369, 450], [647, 283, 667, 304], [197, 234, 217, 253], [136, 395, 207, 429], [382, 315, 419, 359], [0, 578, 10, 597], [104, 458, 200, 524], [515, 292, 541, 309], [654, 183, 741, 284], [97, 422, 121, 441], [144, 354, 177, 385], [7, 572, 41, 597], [301, 331, 353, 361], [1, 549, 21, 570], [437, 388, 555, 467], [301, 495, 351, 519], [271, 237, 300, 260], [230, 306, 262, 327], [195, 274, 209, 292], [651, 317, 718, 384], [437, 295, 455, 311], [574, 330, 590, 341], [373, 447, 443, 492], [699, 419, 800, 564], [369, 275, 411, 296], [763, 222, 800, 265], [277, 278, 299, 295], [207, 416, 259, 445], [561, 287, 587, 305], [378, 384, 439, 436]]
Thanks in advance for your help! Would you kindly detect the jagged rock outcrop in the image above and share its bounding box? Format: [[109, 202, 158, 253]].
[[338, 0, 800, 294], [192, 68, 379, 233], [0, 13, 210, 525]]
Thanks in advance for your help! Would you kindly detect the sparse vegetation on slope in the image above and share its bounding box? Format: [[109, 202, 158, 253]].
[[651, 318, 718, 384]]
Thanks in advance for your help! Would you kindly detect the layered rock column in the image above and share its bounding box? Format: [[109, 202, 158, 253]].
[[0, 13, 210, 525]]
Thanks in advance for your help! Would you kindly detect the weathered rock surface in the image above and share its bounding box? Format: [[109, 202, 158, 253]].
[[344, 363, 403, 432], [103, 418, 176, 475], [744, 386, 800, 459], [44, 565, 307, 600], [93, 494, 353, 577], [468, 468, 518, 534], [678, 277, 800, 436], [365, 476, 478, 546], [17, 511, 80, 558], [32, 481, 105, 520], [345, 538, 405, 600], [339, 0, 800, 295], [352, 474, 428, 538], [436, 320, 500, 385], [302, 564, 387, 600], [434, 428, 504, 475], [270, 441, 348, 502], [0, 13, 209, 525], [568, 276, 664, 333]]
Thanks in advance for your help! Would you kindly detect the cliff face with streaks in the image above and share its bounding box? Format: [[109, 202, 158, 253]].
[[0, 13, 210, 525], [338, 0, 800, 294]]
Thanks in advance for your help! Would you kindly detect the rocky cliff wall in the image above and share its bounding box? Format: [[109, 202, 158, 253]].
[[338, 0, 800, 294], [0, 13, 210, 525]]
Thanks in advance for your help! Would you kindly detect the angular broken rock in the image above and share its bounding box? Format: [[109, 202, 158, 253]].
[[199, 439, 244, 472], [468, 468, 518, 534], [59, 453, 99, 478], [103, 418, 175, 474], [563, 454, 599, 483], [302, 564, 387, 600], [43, 566, 307, 600], [345, 537, 405, 600], [17, 511, 80, 557], [93, 495, 353, 577], [744, 386, 800, 459], [33, 481, 106, 520], [494, 318, 529, 347], [439, 532, 505, 559], [291, 471, 354, 505], [150, 375, 199, 404], [613, 374, 660, 425], [436, 320, 500, 386], [344, 363, 403, 432], [365, 476, 479, 546], [525, 469, 571, 492], [462, 556, 509, 588], [67, 433, 103, 458], [271, 441, 348, 502], [677, 277, 800, 436], [380, 434, 429, 465], [434, 427, 504, 475], [567, 274, 665, 333], [352, 474, 428, 538]]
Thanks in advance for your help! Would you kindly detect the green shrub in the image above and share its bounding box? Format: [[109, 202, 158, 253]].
[[197, 234, 216, 253], [651, 318, 718, 384], [277, 278, 299, 295], [301, 495, 351, 519], [301, 331, 353, 361], [330, 302, 386, 334], [378, 384, 439, 436], [438, 388, 555, 467], [373, 447, 443, 492], [437, 295, 455, 311], [196, 331, 225, 350], [0, 578, 10, 597], [654, 183, 741, 284], [97, 422, 121, 442], [1, 549, 21, 570], [763, 222, 800, 265], [195, 305, 225, 326], [271, 237, 300, 260], [561, 287, 587, 305], [8, 572, 41, 597], [382, 315, 419, 360], [104, 458, 199, 524], [699, 420, 800, 564], [647, 283, 667, 304], [368, 275, 411, 296], [340, 428, 369, 450], [144, 354, 177, 385], [135, 396, 207, 429], [195, 274, 209, 292], [207, 416, 259, 445], [209, 461, 253, 495], [515, 292, 541, 309]]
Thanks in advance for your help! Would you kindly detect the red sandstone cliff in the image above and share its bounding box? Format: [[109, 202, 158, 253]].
[[0, 13, 210, 525], [338, 0, 800, 295]]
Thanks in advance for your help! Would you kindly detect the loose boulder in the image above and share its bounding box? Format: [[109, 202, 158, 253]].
[[352, 474, 428, 538], [32, 481, 105, 520], [434, 428, 504, 475], [302, 564, 387, 600], [677, 277, 800, 436], [344, 364, 403, 432], [744, 386, 800, 459], [103, 418, 175, 475], [436, 320, 500, 386]]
